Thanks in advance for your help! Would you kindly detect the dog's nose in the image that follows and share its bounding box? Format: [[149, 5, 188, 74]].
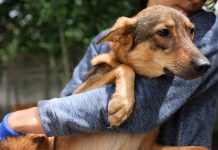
[[193, 59, 211, 74]]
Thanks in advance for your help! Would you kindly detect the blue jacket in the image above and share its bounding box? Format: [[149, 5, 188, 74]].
[[38, 10, 218, 149]]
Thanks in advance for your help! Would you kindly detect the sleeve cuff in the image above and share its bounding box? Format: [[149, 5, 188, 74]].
[[0, 113, 22, 140]]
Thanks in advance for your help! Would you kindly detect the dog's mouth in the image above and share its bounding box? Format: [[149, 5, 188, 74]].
[[163, 67, 174, 76], [164, 67, 208, 80], [163, 67, 200, 80]]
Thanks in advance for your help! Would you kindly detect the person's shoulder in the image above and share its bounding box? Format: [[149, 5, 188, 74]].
[[190, 10, 217, 45], [201, 15, 218, 45], [198, 13, 218, 55], [190, 9, 216, 23]]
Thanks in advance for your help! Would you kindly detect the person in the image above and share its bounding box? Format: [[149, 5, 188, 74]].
[[1, 0, 218, 149]]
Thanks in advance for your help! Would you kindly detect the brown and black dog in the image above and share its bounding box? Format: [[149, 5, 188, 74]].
[[0, 5, 210, 150]]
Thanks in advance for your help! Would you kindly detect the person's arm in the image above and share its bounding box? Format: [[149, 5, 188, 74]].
[[3, 62, 217, 136], [37, 58, 218, 136]]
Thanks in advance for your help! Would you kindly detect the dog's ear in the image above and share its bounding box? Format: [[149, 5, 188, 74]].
[[97, 17, 136, 44]]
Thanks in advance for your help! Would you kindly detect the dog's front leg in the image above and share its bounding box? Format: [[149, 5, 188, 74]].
[[74, 63, 135, 127], [108, 64, 135, 127]]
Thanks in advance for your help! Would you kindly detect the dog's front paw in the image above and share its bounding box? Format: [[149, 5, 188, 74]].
[[108, 93, 134, 127]]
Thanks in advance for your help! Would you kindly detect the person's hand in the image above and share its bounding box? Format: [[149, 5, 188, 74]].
[[0, 113, 22, 141]]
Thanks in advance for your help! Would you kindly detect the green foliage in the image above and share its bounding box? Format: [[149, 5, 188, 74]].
[[0, 0, 139, 62]]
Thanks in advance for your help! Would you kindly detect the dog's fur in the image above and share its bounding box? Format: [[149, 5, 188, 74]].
[[0, 5, 210, 150]]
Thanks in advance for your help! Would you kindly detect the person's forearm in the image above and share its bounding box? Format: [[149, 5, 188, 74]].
[[8, 107, 44, 134]]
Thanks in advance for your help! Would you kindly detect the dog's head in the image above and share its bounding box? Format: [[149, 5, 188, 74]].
[[97, 5, 210, 79]]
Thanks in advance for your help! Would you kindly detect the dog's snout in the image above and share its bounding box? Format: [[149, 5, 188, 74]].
[[192, 58, 211, 74]]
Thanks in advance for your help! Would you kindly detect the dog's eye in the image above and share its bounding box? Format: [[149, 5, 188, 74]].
[[157, 29, 170, 37], [190, 27, 195, 36]]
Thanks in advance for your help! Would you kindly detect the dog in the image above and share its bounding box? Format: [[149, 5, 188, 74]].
[[0, 5, 211, 150]]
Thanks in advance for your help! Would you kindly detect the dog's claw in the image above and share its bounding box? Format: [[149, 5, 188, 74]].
[[108, 94, 133, 127], [108, 114, 128, 127]]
